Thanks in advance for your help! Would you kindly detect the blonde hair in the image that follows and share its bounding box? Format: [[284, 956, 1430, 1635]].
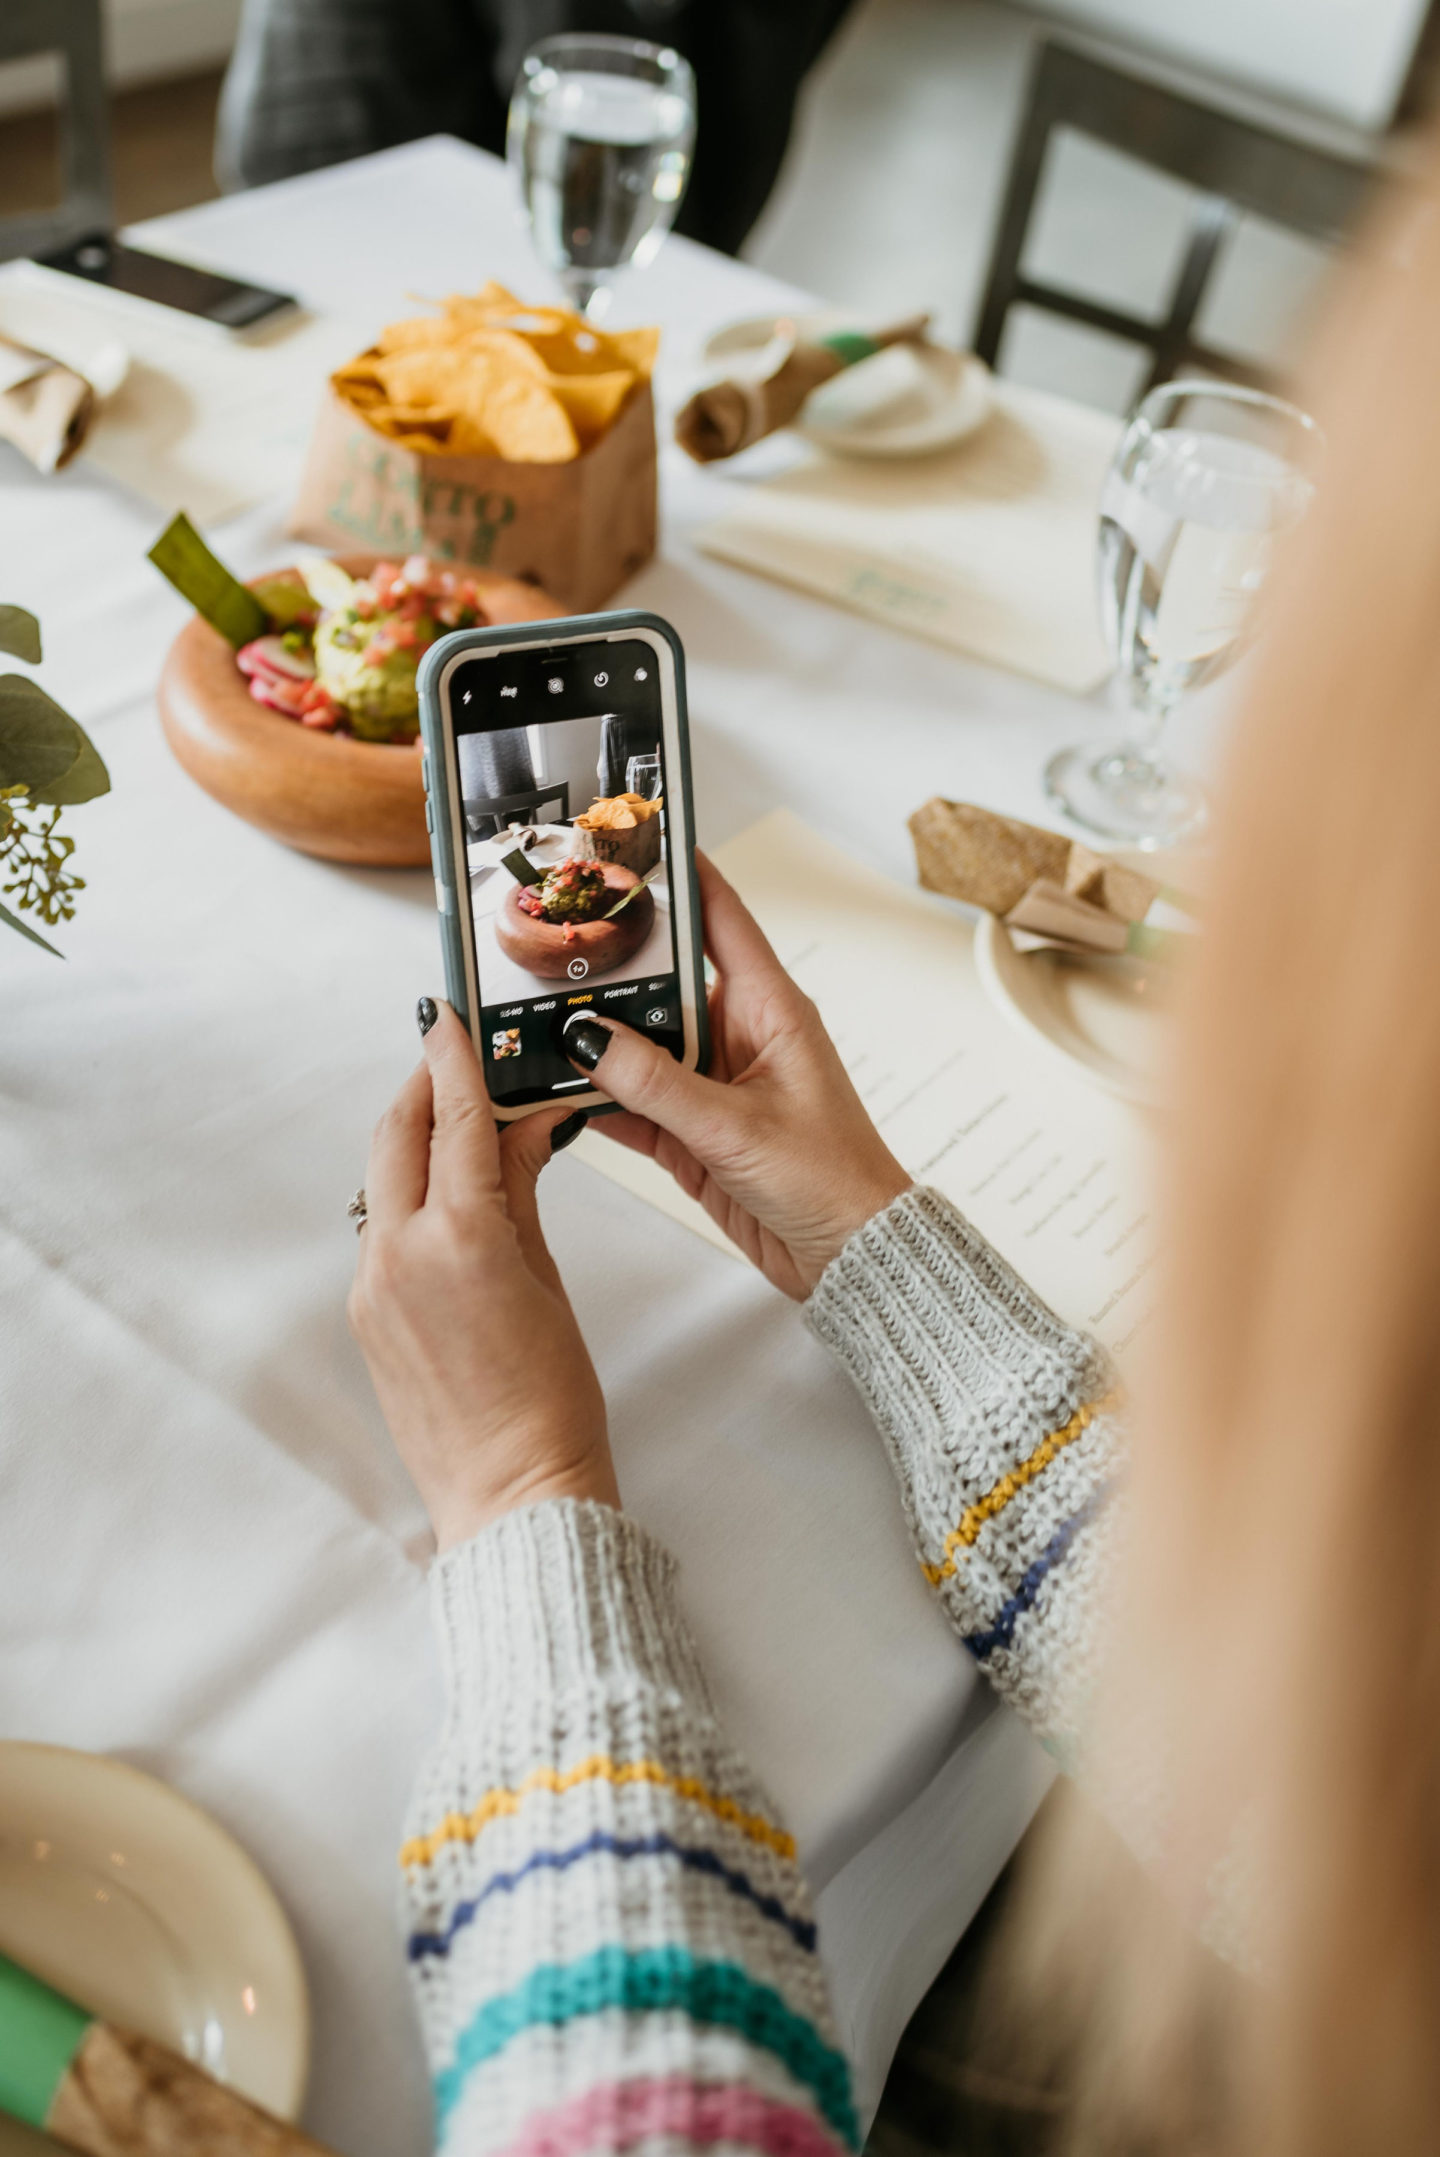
[[1014, 138, 1440, 2157]]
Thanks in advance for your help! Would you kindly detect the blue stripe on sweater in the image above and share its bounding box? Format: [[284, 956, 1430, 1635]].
[[408, 1829, 817, 1961], [432, 1945, 860, 2147], [962, 1483, 1114, 1661]]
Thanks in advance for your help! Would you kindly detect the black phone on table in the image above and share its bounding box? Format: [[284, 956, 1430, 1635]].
[[417, 611, 709, 1122], [30, 233, 297, 337]]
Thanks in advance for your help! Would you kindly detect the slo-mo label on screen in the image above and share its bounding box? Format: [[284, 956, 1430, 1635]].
[[449, 635, 681, 1109]]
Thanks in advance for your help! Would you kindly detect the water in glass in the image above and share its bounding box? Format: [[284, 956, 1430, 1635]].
[[1098, 428, 1312, 715], [1046, 382, 1321, 847], [510, 40, 695, 319], [625, 753, 662, 801]]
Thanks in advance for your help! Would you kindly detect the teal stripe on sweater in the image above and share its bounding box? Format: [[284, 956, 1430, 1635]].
[[433, 1945, 859, 2148]]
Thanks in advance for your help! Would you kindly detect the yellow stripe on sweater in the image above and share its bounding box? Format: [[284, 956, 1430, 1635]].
[[401, 1757, 796, 1869], [921, 1388, 1121, 1587]]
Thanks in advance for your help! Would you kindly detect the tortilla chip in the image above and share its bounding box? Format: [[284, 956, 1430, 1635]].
[[481, 372, 578, 461], [329, 286, 657, 462], [543, 369, 638, 446]]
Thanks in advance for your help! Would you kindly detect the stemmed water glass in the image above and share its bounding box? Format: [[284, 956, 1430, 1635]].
[[1046, 380, 1322, 848], [625, 752, 662, 801], [507, 34, 697, 322]]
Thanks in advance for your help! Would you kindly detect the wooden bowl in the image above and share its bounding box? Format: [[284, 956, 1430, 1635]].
[[494, 862, 654, 980], [156, 555, 563, 867]]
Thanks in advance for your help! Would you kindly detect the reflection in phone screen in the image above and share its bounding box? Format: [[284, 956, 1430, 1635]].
[[450, 638, 682, 1109]]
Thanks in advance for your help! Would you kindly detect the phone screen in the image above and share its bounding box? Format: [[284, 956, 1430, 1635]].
[[36, 235, 294, 330], [449, 635, 682, 1110]]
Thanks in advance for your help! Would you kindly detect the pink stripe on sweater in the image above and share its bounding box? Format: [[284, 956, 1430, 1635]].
[[490, 2074, 848, 2157]]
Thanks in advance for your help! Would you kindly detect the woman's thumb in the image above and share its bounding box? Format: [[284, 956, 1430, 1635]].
[[562, 1013, 719, 1152]]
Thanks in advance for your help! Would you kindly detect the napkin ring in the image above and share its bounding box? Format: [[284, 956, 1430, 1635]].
[[347, 1187, 368, 1233]]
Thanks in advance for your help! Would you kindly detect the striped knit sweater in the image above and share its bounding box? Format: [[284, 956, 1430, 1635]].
[[400, 1185, 1123, 2155]]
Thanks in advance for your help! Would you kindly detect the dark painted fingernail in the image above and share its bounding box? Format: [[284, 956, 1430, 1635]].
[[417, 996, 439, 1037], [563, 1018, 610, 1070], [550, 1111, 586, 1154]]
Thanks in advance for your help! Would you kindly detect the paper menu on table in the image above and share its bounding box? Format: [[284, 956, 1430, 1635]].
[[573, 811, 1157, 1362], [0, 265, 364, 524], [693, 380, 1120, 695]]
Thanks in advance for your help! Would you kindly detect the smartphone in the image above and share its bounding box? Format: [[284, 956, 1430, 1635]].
[[418, 611, 709, 1121], [30, 233, 297, 338]]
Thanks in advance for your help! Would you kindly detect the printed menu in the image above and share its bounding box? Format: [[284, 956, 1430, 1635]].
[[572, 811, 1157, 1362]]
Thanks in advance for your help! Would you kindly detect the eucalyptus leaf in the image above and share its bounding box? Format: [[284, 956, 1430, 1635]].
[[0, 675, 89, 792], [30, 717, 110, 806], [0, 607, 41, 664], [0, 895, 62, 956]]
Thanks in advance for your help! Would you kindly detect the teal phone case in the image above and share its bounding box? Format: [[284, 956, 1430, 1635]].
[[416, 609, 710, 1100]]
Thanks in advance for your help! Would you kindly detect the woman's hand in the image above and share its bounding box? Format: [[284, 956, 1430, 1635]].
[[564, 854, 910, 1300], [348, 1002, 616, 1549]]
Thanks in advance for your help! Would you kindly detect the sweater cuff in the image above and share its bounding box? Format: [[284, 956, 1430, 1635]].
[[431, 1498, 715, 1727], [806, 1184, 1110, 1440]]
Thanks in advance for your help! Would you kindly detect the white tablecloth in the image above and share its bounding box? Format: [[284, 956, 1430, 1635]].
[[0, 138, 1210, 2151]]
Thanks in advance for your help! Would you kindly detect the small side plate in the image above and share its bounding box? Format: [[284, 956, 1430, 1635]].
[[0, 1742, 309, 2155], [973, 913, 1171, 1106], [701, 312, 992, 459]]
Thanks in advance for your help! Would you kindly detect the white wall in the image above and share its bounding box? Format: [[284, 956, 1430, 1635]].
[[0, 0, 240, 112]]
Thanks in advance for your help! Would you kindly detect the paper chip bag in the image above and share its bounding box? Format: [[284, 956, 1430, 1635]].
[[289, 380, 657, 613]]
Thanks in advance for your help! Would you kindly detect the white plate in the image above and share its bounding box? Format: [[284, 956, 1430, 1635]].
[[972, 847, 1203, 1105], [700, 312, 992, 459], [974, 912, 1170, 1105], [0, 1742, 309, 2155]]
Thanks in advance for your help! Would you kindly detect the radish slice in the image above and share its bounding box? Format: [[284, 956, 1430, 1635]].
[[237, 634, 316, 682]]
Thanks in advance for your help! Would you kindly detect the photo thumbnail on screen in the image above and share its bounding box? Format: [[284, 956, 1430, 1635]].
[[451, 638, 681, 1108]]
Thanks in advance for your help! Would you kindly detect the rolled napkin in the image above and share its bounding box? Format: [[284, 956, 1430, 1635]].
[[675, 311, 930, 462], [909, 796, 1188, 962], [0, 1947, 336, 2156], [0, 334, 95, 473]]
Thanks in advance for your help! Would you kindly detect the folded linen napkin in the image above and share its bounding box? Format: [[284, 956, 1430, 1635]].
[[910, 797, 1189, 962], [0, 332, 95, 472]]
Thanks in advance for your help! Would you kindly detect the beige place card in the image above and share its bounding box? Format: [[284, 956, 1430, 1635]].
[[694, 381, 1121, 694]]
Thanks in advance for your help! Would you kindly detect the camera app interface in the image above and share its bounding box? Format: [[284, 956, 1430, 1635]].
[[450, 637, 680, 1108]]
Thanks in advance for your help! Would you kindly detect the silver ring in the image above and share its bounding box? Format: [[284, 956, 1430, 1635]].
[[347, 1187, 368, 1234]]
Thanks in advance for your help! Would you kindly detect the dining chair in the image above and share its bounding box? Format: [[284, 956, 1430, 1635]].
[[464, 780, 572, 838], [0, 0, 113, 265], [972, 39, 1378, 395]]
